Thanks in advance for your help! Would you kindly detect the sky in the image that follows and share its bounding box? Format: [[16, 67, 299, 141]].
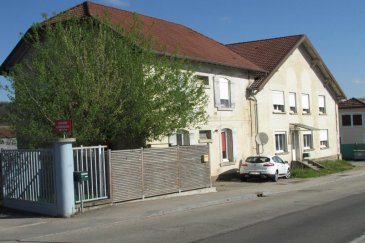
[[0, 0, 364, 101]]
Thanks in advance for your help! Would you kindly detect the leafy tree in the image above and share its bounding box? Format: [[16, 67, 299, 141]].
[[4, 15, 208, 149]]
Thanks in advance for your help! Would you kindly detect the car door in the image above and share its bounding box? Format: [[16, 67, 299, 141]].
[[274, 156, 285, 175]]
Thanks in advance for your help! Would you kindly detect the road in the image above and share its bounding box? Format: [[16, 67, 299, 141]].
[[1, 168, 365, 242]]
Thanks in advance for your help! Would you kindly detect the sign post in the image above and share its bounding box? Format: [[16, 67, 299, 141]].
[[55, 120, 73, 138]]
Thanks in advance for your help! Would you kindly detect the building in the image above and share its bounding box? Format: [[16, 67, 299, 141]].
[[0, 2, 346, 179], [338, 98, 365, 160]]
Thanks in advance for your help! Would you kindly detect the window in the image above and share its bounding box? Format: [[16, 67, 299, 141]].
[[169, 130, 190, 146], [320, 130, 329, 148], [221, 128, 233, 162], [214, 77, 233, 108], [272, 91, 285, 112], [289, 92, 297, 113], [341, 114, 364, 127], [318, 95, 326, 114], [303, 131, 313, 150], [196, 75, 209, 87], [199, 130, 212, 143], [342, 115, 351, 126], [274, 131, 287, 153], [302, 94, 310, 113], [353, 114, 363, 126]]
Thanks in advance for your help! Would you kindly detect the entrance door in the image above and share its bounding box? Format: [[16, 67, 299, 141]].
[[291, 131, 299, 161]]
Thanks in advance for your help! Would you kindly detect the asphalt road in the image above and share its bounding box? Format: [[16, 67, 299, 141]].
[[1, 167, 365, 242], [195, 192, 365, 243]]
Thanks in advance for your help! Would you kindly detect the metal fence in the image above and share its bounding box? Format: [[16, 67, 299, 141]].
[[73, 145, 108, 203], [1, 149, 55, 203], [111, 145, 211, 203]]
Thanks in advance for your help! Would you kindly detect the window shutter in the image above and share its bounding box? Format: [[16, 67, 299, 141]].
[[232, 129, 237, 162], [168, 134, 177, 146], [227, 129, 234, 162], [219, 78, 229, 100], [320, 130, 328, 141], [272, 91, 284, 105], [289, 93, 296, 107], [213, 76, 221, 107], [318, 96, 325, 108], [230, 80, 235, 108], [302, 94, 309, 109], [189, 132, 196, 145]]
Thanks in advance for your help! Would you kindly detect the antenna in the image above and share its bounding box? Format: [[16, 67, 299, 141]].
[[255, 132, 269, 155]]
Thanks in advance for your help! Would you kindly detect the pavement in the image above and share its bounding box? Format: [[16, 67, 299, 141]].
[[1, 161, 365, 237]]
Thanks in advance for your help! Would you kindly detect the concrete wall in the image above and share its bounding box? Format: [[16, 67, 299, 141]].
[[254, 45, 340, 162]]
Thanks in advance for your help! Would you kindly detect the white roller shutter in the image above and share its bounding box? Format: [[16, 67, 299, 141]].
[[320, 130, 328, 141], [318, 95, 325, 108], [289, 92, 296, 107], [302, 94, 309, 109], [272, 91, 284, 105], [213, 76, 221, 107]]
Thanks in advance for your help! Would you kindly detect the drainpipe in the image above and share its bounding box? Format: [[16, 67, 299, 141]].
[[335, 102, 341, 160]]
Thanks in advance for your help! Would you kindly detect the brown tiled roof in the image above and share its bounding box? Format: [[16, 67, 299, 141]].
[[0, 126, 16, 138], [1, 1, 263, 73], [339, 98, 365, 109], [227, 35, 304, 89], [226, 35, 346, 101]]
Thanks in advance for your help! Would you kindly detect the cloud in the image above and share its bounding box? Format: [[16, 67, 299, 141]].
[[104, 0, 130, 7], [351, 80, 365, 84]]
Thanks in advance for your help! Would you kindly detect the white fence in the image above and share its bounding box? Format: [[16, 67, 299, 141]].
[[1, 149, 55, 203], [73, 145, 108, 203]]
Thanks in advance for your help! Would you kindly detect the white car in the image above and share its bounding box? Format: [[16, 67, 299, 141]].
[[239, 155, 290, 182]]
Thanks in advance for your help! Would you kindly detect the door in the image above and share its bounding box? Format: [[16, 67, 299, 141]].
[[291, 131, 299, 161]]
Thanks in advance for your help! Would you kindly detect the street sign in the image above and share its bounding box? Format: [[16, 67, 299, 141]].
[[55, 119, 73, 133]]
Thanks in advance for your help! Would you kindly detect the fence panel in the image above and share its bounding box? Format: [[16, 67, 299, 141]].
[[73, 145, 108, 203], [1, 149, 55, 203], [143, 147, 179, 197], [180, 145, 210, 191], [111, 149, 143, 202], [110, 145, 210, 203]]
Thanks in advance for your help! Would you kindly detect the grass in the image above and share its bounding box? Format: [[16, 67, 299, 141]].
[[291, 160, 354, 178]]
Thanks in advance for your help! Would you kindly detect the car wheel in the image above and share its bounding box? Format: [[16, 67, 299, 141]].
[[285, 169, 291, 179], [272, 171, 278, 182]]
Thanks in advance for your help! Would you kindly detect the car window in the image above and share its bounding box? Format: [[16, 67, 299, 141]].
[[273, 156, 284, 163], [246, 156, 270, 163]]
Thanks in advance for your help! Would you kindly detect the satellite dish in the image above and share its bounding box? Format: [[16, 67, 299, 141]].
[[256, 132, 269, 145]]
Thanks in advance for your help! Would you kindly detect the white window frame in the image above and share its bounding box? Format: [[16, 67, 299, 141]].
[[221, 128, 233, 162], [353, 113, 364, 126], [214, 77, 233, 109], [303, 130, 313, 150], [274, 131, 287, 153], [302, 94, 310, 114], [319, 130, 329, 148], [196, 75, 210, 88], [272, 91, 285, 112], [318, 95, 326, 114], [341, 114, 352, 126], [289, 92, 297, 113], [169, 130, 190, 146], [341, 113, 364, 127]]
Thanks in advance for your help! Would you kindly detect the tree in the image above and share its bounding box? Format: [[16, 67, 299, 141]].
[[5, 16, 208, 149]]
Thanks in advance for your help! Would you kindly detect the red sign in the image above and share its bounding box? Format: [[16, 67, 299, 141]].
[[55, 119, 73, 133]]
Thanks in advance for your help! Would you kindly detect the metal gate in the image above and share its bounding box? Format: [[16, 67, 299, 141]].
[[111, 145, 210, 203], [73, 145, 108, 203]]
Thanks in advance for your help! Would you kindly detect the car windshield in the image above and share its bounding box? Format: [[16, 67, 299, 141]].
[[246, 156, 270, 163]]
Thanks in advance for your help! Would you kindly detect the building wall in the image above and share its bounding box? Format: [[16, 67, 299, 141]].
[[339, 107, 365, 160], [254, 46, 340, 162], [149, 63, 255, 179], [339, 107, 365, 144]]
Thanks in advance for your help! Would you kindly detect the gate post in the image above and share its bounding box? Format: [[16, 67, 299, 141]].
[[51, 138, 76, 217]]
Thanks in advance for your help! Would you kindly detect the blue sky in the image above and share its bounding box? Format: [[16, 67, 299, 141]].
[[1, 0, 364, 100]]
